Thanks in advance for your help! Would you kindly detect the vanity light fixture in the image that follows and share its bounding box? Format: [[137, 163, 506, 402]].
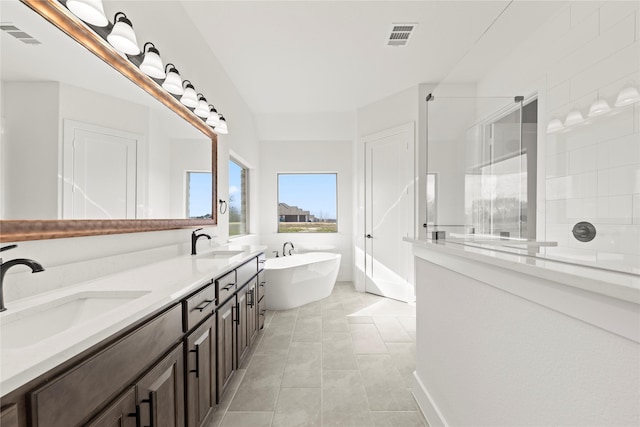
[[66, 0, 108, 27], [564, 110, 585, 127], [587, 98, 611, 118], [206, 105, 221, 126], [107, 12, 140, 55], [139, 42, 165, 79], [546, 118, 564, 133], [213, 114, 228, 135], [194, 94, 210, 118], [180, 80, 198, 108], [614, 86, 640, 107], [161, 64, 184, 95]]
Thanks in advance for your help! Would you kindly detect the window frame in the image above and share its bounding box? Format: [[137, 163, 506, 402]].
[[228, 157, 249, 237]]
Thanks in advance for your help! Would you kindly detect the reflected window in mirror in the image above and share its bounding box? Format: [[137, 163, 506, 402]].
[[187, 172, 213, 219], [229, 159, 248, 237]]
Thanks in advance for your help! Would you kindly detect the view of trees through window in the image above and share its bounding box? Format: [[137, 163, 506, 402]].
[[187, 172, 212, 219], [278, 173, 337, 233], [229, 159, 247, 236]]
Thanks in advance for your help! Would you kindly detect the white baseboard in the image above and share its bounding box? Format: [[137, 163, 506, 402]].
[[412, 372, 448, 427]]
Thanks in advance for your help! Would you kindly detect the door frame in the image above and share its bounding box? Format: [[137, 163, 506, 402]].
[[362, 122, 416, 301]]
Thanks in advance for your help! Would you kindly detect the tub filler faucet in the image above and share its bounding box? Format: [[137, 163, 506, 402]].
[[0, 244, 45, 312], [191, 228, 212, 255], [282, 241, 294, 256]]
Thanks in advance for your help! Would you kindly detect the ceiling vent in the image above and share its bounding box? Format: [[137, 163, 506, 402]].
[[387, 23, 417, 47], [1, 23, 41, 45]]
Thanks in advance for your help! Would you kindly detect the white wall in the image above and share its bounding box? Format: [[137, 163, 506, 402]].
[[475, 0, 640, 270], [259, 139, 353, 281]]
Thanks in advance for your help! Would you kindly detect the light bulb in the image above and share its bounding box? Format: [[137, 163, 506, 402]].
[[107, 13, 140, 55], [546, 118, 564, 134], [194, 94, 210, 118], [162, 64, 184, 95], [213, 115, 228, 135], [66, 0, 108, 27], [564, 110, 585, 127], [614, 86, 640, 107], [180, 81, 198, 108], [206, 106, 220, 126], [139, 43, 165, 79], [587, 99, 611, 117]]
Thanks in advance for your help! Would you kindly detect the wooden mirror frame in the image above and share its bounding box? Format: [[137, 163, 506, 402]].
[[0, 0, 218, 242]]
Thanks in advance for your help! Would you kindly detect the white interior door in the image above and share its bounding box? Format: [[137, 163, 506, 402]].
[[63, 121, 138, 219], [364, 124, 414, 302]]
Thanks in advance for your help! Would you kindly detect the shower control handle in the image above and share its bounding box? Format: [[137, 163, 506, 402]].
[[365, 234, 372, 239]]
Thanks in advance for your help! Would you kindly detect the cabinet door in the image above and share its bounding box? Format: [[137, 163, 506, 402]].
[[246, 279, 258, 346], [186, 317, 215, 427], [0, 404, 19, 427], [236, 286, 249, 367], [136, 344, 184, 427], [216, 296, 236, 402], [86, 387, 136, 427]]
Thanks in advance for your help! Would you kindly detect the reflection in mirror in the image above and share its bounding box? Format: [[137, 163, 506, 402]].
[[0, 0, 213, 221]]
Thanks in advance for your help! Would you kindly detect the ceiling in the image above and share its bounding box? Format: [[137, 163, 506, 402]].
[[181, 1, 566, 114]]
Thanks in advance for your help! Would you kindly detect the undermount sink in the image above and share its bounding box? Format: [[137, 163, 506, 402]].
[[197, 249, 244, 258], [0, 290, 150, 349]]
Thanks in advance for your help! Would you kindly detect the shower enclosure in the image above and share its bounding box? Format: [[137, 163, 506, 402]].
[[425, 93, 639, 274]]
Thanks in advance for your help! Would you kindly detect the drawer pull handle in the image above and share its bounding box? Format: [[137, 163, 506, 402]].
[[258, 260, 266, 264], [194, 299, 214, 312], [260, 310, 266, 316], [235, 303, 241, 324], [247, 289, 255, 307], [259, 281, 266, 287], [141, 391, 155, 427], [222, 283, 234, 291], [128, 405, 141, 427], [190, 348, 200, 378]]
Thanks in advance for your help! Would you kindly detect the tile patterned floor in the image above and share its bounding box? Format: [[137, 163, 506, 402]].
[[208, 282, 426, 427]]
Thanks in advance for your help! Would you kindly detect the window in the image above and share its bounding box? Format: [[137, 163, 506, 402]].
[[187, 172, 212, 219], [426, 173, 437, 226], [229, 159, 248, 236], [278, 173, 337, 233]]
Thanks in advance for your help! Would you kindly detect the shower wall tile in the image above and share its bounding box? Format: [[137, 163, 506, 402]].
[[571, 41, 639, 101], [546, 152, 569, 178], [546, 200, 568, 224], [597, 196, 634, 225], [545, 224, 570, 247], [596, 132, 640, 170], [569, 1, 604, 29], [594, 224, 640, 255], [597, 164, 640, 197], [547, 80, 571, 111], [566, 197, 597, 222], [600, 0, 640, 32], [633, 194, 640, 224], [569, 145, 598, 175]]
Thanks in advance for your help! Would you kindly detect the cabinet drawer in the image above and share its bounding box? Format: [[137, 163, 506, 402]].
[[216, 270, 236, 305], [183, 281, 215, 331], [258, 253, 266, 271], [29, 304, 182, 427], [236, 258, 257, 287]]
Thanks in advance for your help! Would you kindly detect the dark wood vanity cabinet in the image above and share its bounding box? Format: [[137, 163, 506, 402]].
[[1, 252, 265, 427], [0, 404, 19, 427], [135, 344, 185, 427], [216, 295, 237, 401], [185, 317, 216, 427]]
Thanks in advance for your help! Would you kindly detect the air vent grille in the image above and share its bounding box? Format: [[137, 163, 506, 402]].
[[1, 22, 41, 45], [387, 22, 417, 47]]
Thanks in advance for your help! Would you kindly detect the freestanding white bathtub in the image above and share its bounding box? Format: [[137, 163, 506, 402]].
[[264, 252, 341, 310]]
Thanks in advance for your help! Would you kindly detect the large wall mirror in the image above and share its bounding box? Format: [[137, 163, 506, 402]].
[[0, 0, 218, 241]]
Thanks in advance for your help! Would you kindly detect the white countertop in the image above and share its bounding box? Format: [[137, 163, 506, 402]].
[[406, 238, 640, 304], [0, 244, 266, 396]]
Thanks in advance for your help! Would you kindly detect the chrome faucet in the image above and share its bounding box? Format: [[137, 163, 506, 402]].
[[0, 244, 44, 312], [191, 228, 212, 255], [282, 241, 294, 257]]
